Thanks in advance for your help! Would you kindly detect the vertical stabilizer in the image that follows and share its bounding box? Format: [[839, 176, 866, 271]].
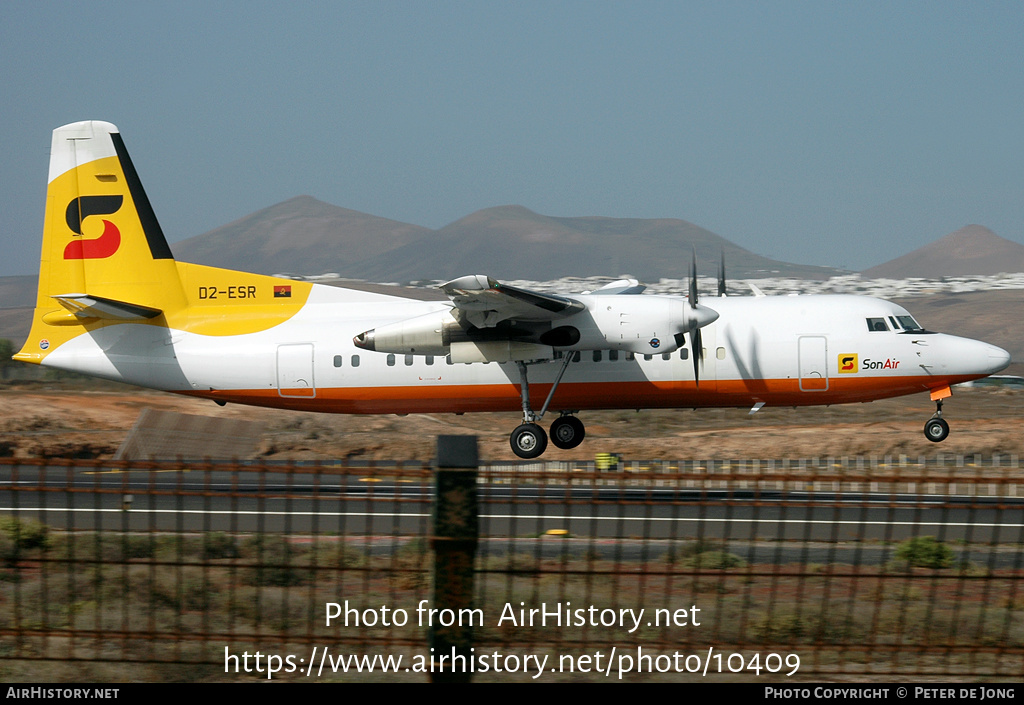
[[16, 121, 187, 363]]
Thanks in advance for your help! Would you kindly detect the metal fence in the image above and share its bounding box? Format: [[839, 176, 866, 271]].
[[1, 446, 1022, 682]]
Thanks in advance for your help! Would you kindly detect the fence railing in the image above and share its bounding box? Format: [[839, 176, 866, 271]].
[[1, 444, 1022, 681]]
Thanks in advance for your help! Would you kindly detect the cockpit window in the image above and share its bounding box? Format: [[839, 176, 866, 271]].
[[866, 317, 889, 332], [896, 315, 923, 332]]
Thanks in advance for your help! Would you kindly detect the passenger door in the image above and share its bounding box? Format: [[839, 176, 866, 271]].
[[798, 336, 828, 392], [277, 343, 316, 398]]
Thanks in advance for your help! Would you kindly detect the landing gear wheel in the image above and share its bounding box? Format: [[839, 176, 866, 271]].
[[550, 416, 585, 450], [924, 417, 949, 443], [510, 423, 548, 459]]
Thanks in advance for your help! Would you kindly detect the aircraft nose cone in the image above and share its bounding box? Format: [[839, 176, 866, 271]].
[[985, 344, 1011, 374]]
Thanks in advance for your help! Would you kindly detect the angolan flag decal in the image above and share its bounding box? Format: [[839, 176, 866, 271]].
[[274, 285, 292, 298]]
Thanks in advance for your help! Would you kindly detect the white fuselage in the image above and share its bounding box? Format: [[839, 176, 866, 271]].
[[40, 284, 1011, 415]]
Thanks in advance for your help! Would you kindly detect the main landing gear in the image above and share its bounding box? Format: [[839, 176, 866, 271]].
[[509, 356, 585, 459], [923, 399, 950, 443]]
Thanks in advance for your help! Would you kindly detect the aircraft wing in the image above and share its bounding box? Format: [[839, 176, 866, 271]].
[[439, 275, 586, 328]]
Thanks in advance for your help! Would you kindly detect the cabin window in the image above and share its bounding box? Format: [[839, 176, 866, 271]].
[[609, 350, 619, 362], [679, 349, 689, 360], [866, 317, 889, 332], [625, 352, 635, 361], [662, 353, 671, 361], [446, 355, 454, 365], [896, 315, 923, 331], [404, 354, 414, 366], [425, 355, 434, 366], [333, 355, 343, 368], [593, 351, 602, 362], [351, 355, 360, 367], [572, 351, 581, 362], [716, 347, 726, 360], [644, 354, 653, 361], [387, 354, 396, 366]]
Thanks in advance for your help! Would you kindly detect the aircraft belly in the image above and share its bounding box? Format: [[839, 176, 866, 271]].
[[176, 342, 277, 392], [184, 371, 965, 415]]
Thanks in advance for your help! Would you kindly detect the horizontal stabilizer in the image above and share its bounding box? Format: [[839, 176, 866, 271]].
[[52, 293, 163, 321]]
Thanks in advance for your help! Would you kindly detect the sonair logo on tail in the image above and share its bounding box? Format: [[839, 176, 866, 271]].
[[63, 196, 123, 259], [838, 353, 859, 374]]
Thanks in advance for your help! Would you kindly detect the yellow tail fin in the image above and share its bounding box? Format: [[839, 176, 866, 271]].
[[16, 121, 313, 365], [16, 121, 188, 362]]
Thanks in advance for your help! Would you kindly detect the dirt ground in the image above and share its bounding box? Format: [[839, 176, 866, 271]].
[[1, 380, 1021, 462]]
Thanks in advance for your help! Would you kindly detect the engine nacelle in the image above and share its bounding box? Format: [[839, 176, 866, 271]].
[[584, 295, 716, 355], [353, 295, 719, 359], [450, 341, 553, 363], [353, 309, 458, 355]]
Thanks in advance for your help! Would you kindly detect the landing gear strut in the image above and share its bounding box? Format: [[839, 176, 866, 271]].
[[509, 354, 583, 459], [923, 399, 950, 443]]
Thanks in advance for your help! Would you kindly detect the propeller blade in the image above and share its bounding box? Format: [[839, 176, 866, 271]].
[[688, 247, 698, 308], [689, 327, 703, 387], [718, 249, 727, 297]]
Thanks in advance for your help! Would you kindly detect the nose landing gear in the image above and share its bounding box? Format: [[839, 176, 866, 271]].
[[923, 399, 950, 443]]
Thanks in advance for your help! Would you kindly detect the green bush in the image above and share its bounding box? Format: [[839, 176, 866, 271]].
[[0, 531, 16, 566], [243, 535, 309, 586], [203, 532, 239, 560], [683, 550, 747, 569], [0, 517, 50, 552], [895, 536, 953, 569]]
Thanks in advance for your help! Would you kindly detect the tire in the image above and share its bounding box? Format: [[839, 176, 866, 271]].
[[924, 417, 949, 443], [510, 423, 548, 459], [550, 416, 586, 450]]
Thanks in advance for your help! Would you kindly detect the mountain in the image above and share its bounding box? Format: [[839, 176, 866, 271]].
[[176, 201, 844, 282], [362, 205, 847, 281], [862, 225, 1024, 278], [171, 196, 432, 276]]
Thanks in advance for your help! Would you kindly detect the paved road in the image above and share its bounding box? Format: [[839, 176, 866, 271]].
[[3, 465, 1023, 553]]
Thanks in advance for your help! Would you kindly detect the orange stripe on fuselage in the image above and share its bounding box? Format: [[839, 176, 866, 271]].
[[184, 375, 970, 415]]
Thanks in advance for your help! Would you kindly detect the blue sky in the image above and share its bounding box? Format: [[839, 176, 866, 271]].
[[3, 1, 1022, 276]]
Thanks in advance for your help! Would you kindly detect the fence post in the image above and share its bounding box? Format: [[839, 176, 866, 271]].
[[429, 435, 479, 683]]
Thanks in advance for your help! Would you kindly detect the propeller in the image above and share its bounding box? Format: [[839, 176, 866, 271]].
[[688, 248, 705, 386], [681, 247, 719, 386]]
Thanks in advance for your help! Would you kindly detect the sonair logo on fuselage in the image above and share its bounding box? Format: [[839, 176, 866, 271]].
[[838, 353, 858, 373], [62, 196, 123, 260], [862, 357, 901, 371], [838, 354, 901, 373]]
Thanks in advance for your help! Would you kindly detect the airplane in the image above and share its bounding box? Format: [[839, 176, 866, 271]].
[[14, 121, 1013, 459]]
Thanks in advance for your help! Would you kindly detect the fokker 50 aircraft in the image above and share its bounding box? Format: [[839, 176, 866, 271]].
[[14, 121, 1012, 458]]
